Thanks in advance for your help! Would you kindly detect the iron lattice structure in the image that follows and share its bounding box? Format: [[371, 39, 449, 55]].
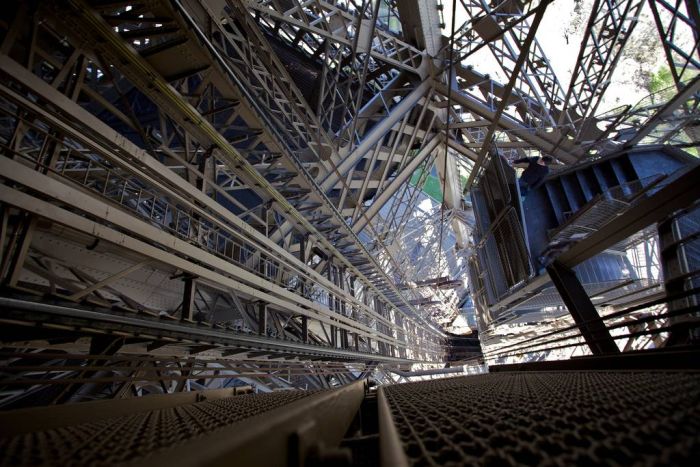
[[0, 0, 697, 404]]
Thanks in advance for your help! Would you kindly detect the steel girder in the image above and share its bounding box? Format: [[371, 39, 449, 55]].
[[351, 135, 442, 233], [170, 0, 447, 334], [562, 0, 645, 131], [56, 0, 443, 338], [464, 0, 551, 188], [0, 2, 454, 401], [246, 0, 425, 75], [460, 0, 569, 132], [452, 0, 550, 60], [1, 0, 698, 403], [0, 147, 420, 356], [0, 38, 443, 379], [649, 0, 700, 89], [0, 325, 372, 405], [245, 0, 426, 150]]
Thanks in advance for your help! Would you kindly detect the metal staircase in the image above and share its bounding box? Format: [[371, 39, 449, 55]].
[[469, 146, 698, 332]]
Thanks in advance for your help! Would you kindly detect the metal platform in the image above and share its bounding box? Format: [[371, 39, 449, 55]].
[[2, 371, 699, 466], [0, 380, 367, 466], [379, 371, 700, 466], [0, 389, 318, 466]]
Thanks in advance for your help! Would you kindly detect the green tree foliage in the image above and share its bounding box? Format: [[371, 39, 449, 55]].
[[647, 66, 674, 94]]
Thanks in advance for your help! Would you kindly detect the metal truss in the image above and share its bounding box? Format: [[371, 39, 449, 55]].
[[0, 0, 698, 405], [245, 0, 424, 149], [452, 0, 550, 59], [460, 0, 570, 131], [0, 342, 368, 406], [649, 0, 700, 89], [169, 0, 448, 334], [0, 1, 449, 402], [584, 74, 700, 154], [0, 75, 429, 357], [562, 0, 645, 131]]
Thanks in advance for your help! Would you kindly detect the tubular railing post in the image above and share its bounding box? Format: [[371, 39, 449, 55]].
[[182, 275, 197, 322], [257, 301, 267, 336], [301, 315, 308, 343]]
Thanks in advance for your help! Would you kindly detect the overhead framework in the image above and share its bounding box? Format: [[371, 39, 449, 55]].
[[0, 0, 698, 402]]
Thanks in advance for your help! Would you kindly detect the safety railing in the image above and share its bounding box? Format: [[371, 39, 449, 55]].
[[0, 96, 447, 356], [474, 208, 533, 303], [55, 148, 334, 310], [480, 202, 700, 366], [470, 154, 532, 306], [547, 173, 667, 247]]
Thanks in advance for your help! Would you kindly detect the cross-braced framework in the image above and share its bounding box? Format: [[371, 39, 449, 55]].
[[0, 0, 698, 404]]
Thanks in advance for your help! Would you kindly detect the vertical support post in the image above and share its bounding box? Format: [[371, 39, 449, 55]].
[[338, 267, 348, 349], [260, 202, 269, 238], [301, 315, 308, 343], [341, 329, 348, 349], [547, 260, 619, 355], [658, 215, 695, 345], [197, 151, 214, 195], [299, 234, 307, 264], [327, 258, 334, 313], [0, 204, 7, 268], [1, 214, 36, 286], [339, 266, 346, 317], [181, 275, 197, 322], [232, 240, 241, 263], [349, 275, 356, 319], [298, 233, 308, 299], [258, 301, 267, 336], [258, 205, 269, 279]]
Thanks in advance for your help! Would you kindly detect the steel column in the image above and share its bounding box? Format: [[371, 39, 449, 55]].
[[258, 302, 267, 336], [546, 260, 619, 355]]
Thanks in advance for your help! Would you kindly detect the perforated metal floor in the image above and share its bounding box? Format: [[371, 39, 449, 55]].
[[0, 389, 318, 466], [381, 371, 700, 466]]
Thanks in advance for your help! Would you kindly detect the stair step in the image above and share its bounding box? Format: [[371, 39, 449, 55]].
[[609, 159, 629, 188], [544, 182, 569, 225], [583, 167, 605, 194], [559, 176, 584, 213], [618, 154, 639, 183], [575, 170, 595, 202], [599, 161, 620, 189], [592, 164, 612, 192]]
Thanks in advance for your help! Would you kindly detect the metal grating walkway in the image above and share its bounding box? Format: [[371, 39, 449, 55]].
[[380, 371, 700, 466], [0, 389, 319, 466]]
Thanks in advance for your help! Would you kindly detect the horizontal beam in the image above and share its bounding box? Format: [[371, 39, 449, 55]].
[[352, 135, 441, 233], [490, 346, 700, 371], [0, 297, 420, 364], [434, 81, 580, 163], [0, 59, 402, 336], [557, 160, 700, 267], [0, 173, 412, 351], [320, 80, 432, 192]]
